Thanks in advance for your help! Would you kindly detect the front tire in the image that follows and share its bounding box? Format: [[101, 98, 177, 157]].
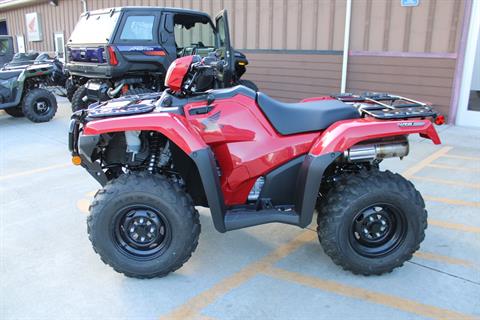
[[87, 173, 201, 279], [317, 170, 427, 275], [22, 88, 58, 123], [4, 106, 24, 118]]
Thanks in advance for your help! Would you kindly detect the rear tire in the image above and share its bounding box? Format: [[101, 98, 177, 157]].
[[22, 88, 57, 123], [316, 170, 427, 275], [71, 85, 92, 112], [66, 84, 77, 102], [238, 79, 258, 92], [87, 173, 201, 279], [4, 106, 24, 118]]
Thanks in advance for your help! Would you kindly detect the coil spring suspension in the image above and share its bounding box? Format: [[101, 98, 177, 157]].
[[148, 132, 162, 174]]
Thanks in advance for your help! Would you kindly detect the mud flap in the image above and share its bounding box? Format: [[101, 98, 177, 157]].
[[295, 152, 342, 227]]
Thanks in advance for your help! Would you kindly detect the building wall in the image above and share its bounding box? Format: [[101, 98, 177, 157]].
[[0, 0, 466, 116], [0, 0, 84, 53], [345, 55, 456, 116], [244, 51, 342, 102], [349, 0, 465, 53]]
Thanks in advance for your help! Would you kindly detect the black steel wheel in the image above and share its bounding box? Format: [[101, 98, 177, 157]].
[[88, 173, 200, 278], [349, 204, 407, 258], [317, 170, 426, 275], [114, 206, 171, 259], [22, 88, 57, 123]]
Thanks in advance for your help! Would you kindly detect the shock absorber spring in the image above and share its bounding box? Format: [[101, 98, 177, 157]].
[[148, 132, 161, 174]]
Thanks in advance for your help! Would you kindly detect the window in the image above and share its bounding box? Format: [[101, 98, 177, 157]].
[[217, 17, 226, 47], [120, 16, 155, 41], [174, 21, 215, 48], [0, 39, 8, 54], [69, 11, 120, 44]]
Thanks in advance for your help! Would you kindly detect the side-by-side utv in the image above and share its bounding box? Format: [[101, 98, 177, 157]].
[[0, 56, 67, 122], [66, 6, 257, 111]]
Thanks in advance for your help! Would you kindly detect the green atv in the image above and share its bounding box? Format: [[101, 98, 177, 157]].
[[0, 55, 66, 123]]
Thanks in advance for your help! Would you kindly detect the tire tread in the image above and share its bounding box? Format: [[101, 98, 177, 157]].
[[87, 173, 200, 279], [317, 169, 427, 275]]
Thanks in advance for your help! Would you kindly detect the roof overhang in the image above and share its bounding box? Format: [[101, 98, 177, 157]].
[[0, 0, 49, 11]]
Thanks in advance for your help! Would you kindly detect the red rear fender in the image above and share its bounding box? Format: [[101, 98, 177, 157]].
[[310, 118, 441, 156], [82, 113, 207, 154]]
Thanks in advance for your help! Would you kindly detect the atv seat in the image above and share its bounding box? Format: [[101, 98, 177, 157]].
[[257, 92, 360, 135], [0, 69, 22, 80]]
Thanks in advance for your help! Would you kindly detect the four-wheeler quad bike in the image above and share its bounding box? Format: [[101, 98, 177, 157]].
[[0, 54, 67, 122], [66, 7, 257, 111], [69, 50, 444, 279]]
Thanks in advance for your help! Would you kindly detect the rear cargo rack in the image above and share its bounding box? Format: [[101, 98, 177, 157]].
[[332, 93, 438, 120]]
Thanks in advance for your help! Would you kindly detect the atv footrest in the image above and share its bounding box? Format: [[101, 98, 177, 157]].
[[224, 208, 299, 231]]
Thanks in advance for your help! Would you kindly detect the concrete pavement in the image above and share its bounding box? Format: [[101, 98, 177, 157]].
[[0, 98, 479, 319]]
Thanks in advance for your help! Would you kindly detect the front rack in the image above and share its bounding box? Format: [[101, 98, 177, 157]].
[[332, 92, 438, 120]]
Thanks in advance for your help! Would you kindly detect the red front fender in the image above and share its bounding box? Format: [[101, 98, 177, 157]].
[[82, 113, 207, 154], [310, 118, 441, 156]]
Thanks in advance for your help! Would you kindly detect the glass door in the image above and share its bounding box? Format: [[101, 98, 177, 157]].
[[54, 32, 65, 62], [456, 0, 480, 127], [16, 35, 25, 53]]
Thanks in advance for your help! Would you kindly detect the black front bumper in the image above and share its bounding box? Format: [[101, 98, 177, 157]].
[[68, 116, 108, 186], [68, 118, 80, 155]]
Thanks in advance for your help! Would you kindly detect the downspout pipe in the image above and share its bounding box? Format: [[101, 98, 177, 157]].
[[340, 0, 352, 93]]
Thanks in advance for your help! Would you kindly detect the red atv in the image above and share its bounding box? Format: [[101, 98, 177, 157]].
[[69, 51, 443, 278]]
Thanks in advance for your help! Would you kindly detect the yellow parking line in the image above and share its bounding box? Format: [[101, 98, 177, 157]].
[[86, 191, 97, 197], [402, 147, 453, 178], [411, 176, 480, 189], [159, 231, 317, 320], [429, 219, 480, 234], [442, 154, 480, 161], [76, 199, 90, 214], [427, 163, 480, 173], [262, 267, 477, 320], [414, 251, 478, 270], [424, 195, 480, 208], [0, 163, 71, 181], [76, 191, 97, 214], [158, 147, 474, 320]]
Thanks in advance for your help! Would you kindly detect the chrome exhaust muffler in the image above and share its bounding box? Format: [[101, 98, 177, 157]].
[[344, 136, 409, 162]]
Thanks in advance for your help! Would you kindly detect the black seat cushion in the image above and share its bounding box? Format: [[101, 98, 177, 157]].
[[0, 69, 22, 80], [257, 93, 360, 135]]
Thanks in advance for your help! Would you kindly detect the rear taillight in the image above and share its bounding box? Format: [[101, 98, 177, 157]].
[[143, 50, 166, 56], [434, 115, 445, 125], [107, 46, 118, 66]]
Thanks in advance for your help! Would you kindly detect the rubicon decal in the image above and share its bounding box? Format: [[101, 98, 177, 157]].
[[398, 121, 425, 127]]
